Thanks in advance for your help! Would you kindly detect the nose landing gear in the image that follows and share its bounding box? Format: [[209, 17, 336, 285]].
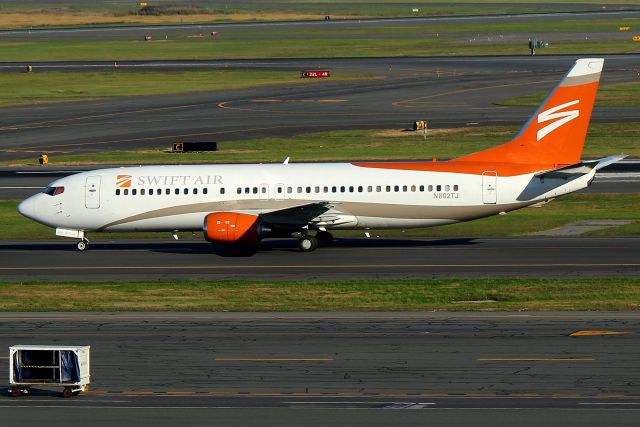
[[76, 238, 90, 251]]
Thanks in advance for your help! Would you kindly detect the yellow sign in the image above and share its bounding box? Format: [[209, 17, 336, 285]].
[[633, 35, 640, 42], [619, 26, 631, 31]]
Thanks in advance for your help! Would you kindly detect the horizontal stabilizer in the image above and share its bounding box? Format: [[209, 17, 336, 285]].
[[535, 155, 627, 179]]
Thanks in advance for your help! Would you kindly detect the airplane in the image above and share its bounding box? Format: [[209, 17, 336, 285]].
[[18, 58, 623, 252]]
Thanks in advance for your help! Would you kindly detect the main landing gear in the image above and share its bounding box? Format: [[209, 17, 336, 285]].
[[298, 231, 334, 252], [76, 238, 90, 252]]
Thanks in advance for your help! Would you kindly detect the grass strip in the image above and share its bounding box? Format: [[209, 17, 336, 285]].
[[3, 2, 638, 29], [498, 81, 640, 108], [1, 32, 638, 62], [2, 193, 638, 241], [0, 279, 639, 311]]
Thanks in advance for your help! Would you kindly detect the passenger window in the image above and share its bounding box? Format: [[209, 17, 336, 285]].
[[340, 186, 346, 193], [386, 186, 391, 192], [411, 185, 416, 192], [306, 186, 311, 194], [140, 189, 145, 195], [184, 188, 189, 195], [367, 186, 372, 192], [149, 189, 154, 195], [174, 188, 179, 195], [157, 189, 161, 195], [323, 186, 329, 193], [131, 189, 136, 195], [428, 185, 433, 192], [315, 186, 320, 193], [402, 185, 407, 192], [193, 188, 198, 195], [445, 185, 450, 191], [376, 186, 381, 192], [419, 185, 424, 192], [436, 185, 441, 192], [166, 189, 170, 195], [237, 187, 242, 194], [115, 189, 120, 196], [277, 187, 282, 194], [332, 186, 337, 193], [253, 187, 258, 194], [349, 186, 354, 193], [124, 189, 129, 195], [245, 187, 250, 194], [287, 187, 292, 194], [358, 186, 363, 192], [394, 185, 399, 192], [454, 185, 459, 191], [297, 187, 302, 194], [261, 187, 267, 194]]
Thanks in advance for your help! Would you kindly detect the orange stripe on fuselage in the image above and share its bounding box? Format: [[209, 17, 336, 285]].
[[351, 161, 558, 176]]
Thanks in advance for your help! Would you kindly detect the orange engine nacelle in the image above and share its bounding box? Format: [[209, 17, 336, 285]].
[[203, 212, 264, 243]]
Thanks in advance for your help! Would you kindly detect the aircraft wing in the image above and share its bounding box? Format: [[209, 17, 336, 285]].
[[260, 201, 350, 228]]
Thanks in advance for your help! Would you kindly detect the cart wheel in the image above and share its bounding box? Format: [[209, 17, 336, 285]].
[[11, 387, 21, 397], [62, 387, 73, 398]]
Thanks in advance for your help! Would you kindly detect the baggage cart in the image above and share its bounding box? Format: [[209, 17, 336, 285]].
[[9, 345, 90, 398]]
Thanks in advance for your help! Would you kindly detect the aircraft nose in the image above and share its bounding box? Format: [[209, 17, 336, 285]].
[[17, 197, 36, 220]]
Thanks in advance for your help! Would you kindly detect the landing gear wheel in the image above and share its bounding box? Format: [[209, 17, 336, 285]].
[[11, 387, 21, 397], [62, 387, 73, 398], [298, 236, 318, 252], [76, 239, 89, 252], [315, 231, 334, 247]]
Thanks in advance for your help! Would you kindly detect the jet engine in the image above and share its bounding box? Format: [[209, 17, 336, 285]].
[[203, 212, 269, 243]]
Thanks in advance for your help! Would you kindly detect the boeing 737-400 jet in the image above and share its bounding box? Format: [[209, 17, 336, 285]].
[[18, 58, 623, 252]]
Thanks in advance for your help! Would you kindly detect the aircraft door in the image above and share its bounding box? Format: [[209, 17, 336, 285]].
[[85, 176, 101, 209], [482, 171, 497, 204]]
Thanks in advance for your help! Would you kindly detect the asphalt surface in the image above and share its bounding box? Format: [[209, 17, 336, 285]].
[[1, 55, 639, 162], [1, 312, 639, 426], [0, 237, 638, 281]]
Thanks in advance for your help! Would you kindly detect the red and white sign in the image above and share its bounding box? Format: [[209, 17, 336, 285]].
[[302, 70, 331, 78]]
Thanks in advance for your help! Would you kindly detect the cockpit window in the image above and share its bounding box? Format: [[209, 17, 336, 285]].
[[42, 186, 65, 196]]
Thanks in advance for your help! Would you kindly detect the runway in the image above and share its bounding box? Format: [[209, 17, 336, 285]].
[[0, 237, 639, 281], [1, 312, 639, 426], [1, 55, 639, 162]]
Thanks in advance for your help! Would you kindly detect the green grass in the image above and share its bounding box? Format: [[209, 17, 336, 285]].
[[4, 193, 639, 241], [0, 279, 639, 311], [3, 1, 638, 26], [499, 81, 640, 108], [1, 21, 638, 62], [0, 70, 370, 107], [6, 122, 638, 167]]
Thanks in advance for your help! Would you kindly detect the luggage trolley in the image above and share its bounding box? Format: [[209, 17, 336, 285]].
[[9, 345, 90, 398]]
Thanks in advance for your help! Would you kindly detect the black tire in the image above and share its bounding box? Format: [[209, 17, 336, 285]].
[[77, 240, 88, 251], [299, 236, 318, 252], [11, 387, 21, 397], [315, 231, 334, 247], [62, 388, 73, 398]]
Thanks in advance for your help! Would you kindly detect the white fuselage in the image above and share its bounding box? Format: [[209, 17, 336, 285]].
[[18, 162, 595, 234]]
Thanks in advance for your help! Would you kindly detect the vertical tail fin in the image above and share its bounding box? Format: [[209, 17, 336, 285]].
[[453, 58, 603, 167]]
